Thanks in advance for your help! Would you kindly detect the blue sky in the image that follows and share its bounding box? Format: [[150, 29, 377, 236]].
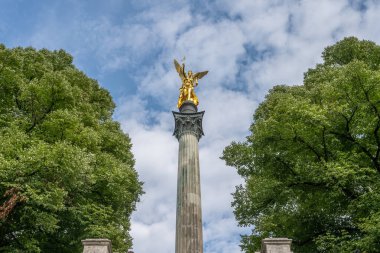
[[2, 0, 380, 252]]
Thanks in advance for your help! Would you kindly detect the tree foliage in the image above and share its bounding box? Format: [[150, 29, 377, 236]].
[[222, 37, 380, 252], [0, 45, 143, 252]]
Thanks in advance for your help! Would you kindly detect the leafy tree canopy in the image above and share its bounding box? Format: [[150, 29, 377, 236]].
[[222, 37, 380, 253], [0, 45, 143, 252]]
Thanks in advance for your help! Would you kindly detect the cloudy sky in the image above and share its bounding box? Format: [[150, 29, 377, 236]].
[[2, 0, 380, 252]]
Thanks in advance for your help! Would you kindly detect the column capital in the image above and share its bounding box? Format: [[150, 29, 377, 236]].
[[173, 111, 204, 141]]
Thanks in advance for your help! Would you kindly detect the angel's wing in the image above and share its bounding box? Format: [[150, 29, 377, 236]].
[[174, 59, 185, 80], [193, 71, 208, 80]]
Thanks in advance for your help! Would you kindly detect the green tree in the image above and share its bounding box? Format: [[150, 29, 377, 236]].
[[222, 37, 380, 253], [0, 45, 143, 252]]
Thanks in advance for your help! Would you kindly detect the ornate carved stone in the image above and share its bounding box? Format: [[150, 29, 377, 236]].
[[173, 111, 204, 141]]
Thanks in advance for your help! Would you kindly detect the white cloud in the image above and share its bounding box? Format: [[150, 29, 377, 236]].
[[357, 2, 380, 42], [131, 220, 175, 252]]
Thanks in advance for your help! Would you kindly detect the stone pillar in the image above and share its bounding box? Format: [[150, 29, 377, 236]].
[[261, 238, 293, 253], [82, 239, 112, 253], [173, 101, 205, 253]]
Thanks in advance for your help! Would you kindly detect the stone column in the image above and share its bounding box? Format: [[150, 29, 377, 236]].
[[173, 101, 205, 253], [82, 239, 112, 253]]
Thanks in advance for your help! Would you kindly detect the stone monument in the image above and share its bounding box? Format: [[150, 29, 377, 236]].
[[173, 59, 207, 253], [255, 238, 293, 253], [82, 239, 112, 253]]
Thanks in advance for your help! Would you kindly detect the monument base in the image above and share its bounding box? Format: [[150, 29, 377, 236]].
[[82, 239, 112, 253], [255, 238, 293, 253]]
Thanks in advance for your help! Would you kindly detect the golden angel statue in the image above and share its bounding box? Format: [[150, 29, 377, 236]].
[[174, 59, 208, 108]]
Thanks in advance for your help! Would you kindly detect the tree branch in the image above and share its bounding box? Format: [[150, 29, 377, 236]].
[[293, 134, 322, 161]]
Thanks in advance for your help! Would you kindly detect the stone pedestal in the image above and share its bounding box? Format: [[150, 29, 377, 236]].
[[82, 239, 112, 253], [173, 101, 204, 253], [261, 238, 293, 253]]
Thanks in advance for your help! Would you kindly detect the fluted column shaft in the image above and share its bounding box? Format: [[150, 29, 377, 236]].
[[175, 132, 203, 253]]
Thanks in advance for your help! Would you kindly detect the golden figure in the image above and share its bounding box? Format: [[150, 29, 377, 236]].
[[174, 59, 208, 108]]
